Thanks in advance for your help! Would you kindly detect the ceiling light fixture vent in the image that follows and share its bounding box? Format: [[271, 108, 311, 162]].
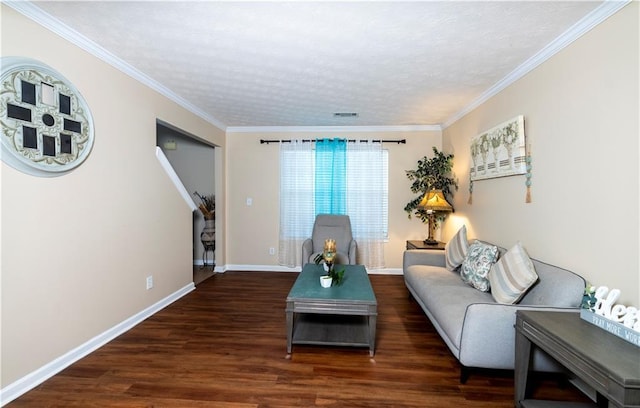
[[333, 112, 359, 118]]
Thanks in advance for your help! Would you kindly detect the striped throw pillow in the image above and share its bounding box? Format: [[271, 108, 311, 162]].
[[445, 225, 469, 271], [489, 242, 539, 304]]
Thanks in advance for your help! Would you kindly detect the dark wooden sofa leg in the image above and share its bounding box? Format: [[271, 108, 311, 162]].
[[460, 366, 471, 384]]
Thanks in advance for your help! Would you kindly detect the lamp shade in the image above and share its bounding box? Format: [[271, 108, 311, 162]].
[[419, 189, 452, 212]]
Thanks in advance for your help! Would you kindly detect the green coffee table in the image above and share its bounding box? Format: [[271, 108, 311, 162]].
[[286, 263, 378, 356]]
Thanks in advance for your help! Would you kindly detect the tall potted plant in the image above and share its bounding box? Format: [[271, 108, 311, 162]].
[[404, 147, 458, 224]]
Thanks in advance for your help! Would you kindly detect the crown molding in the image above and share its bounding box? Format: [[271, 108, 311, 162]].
[[4, 1, 228, 131], [443, 0, 630, 129], [226, 125, 441, 134]]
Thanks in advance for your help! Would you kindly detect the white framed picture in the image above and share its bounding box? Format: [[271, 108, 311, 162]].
[[470, 115, 526, 181], [0, 57, 94, 177]]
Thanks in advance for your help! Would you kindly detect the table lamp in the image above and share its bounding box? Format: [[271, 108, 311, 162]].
[[419, 189, 452, 245]]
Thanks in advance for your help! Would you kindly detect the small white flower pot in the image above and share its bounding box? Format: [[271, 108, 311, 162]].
[[320, 276, 333, 288]]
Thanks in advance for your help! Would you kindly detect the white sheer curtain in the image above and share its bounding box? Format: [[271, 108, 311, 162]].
[[278, 140, 315, 267], [346, 141, 387, 269], [278, 139, 387, 269]]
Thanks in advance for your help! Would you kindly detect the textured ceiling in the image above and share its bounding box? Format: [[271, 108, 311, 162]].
[[28, 1, 605, 128]]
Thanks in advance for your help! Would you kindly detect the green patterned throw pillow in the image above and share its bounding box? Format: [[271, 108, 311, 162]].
[[460, 240, 499, 292]]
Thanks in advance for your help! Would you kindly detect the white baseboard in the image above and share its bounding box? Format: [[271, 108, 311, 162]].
[[223, 264, 301, 273], [193, 260, 403, 275], [0, 283, 195, 406], [367, 268, 403, 275], [192, 260, 225, 274], [221, 264, 403, 275]]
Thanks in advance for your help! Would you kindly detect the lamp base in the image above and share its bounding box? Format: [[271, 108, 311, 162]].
[[422, 239, 439, 245]]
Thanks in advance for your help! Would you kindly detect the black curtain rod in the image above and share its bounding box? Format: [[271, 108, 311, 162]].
[[260, 139, 406, 145]]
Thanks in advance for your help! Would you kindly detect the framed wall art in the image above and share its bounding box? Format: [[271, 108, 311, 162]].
[[1, 57, 94, 177], [470, 115, 526, 181]]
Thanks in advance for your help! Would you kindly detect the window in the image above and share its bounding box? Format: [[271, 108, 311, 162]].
[[279, 140, 387, 268]]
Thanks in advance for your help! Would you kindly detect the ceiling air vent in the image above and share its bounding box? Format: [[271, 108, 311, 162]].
[[333, 112, 359, 118]]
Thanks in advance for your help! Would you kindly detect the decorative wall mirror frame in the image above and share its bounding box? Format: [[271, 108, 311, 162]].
[[1, 57, 94, 177]]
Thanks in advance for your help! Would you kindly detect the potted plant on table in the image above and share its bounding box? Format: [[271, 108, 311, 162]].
[[313, 239, 345, 286]]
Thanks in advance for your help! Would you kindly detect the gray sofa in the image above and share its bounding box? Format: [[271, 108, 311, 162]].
[[403, 244, 585, 382]]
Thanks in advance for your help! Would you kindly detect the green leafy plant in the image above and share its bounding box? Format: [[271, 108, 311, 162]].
[[313, 253, 345, 285], [330, 267, 345, 285], [194, 191, 215, 220], [404, 147, 458, 223], [582, 284, 597, 311]]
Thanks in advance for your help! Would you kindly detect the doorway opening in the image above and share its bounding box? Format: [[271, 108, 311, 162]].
[[156, 120, 217, 285]]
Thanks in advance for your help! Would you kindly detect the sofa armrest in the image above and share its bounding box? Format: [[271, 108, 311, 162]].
[[301, 239, 313, 265], [403, 249, 446, 270], [459, 302, 578, 370]]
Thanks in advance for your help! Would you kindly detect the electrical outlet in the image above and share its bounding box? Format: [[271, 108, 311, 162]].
[[269, 247, 276, 255], [146, 276, 153, 290]]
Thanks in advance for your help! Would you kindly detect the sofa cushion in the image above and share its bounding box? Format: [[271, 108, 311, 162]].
[[404, 264, 494, 353], [488, 242, 539, 304], [445, 225, 469, 271], [460, 240, 498, 292], [428, 284, 494, 352]]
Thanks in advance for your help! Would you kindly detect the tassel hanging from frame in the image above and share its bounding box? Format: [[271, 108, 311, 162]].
[[525, 150, 532, 203], [468, 178, 473, 205]]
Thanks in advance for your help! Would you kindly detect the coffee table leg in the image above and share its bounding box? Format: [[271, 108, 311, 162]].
[[369, 314, 377, 357], [286, 303, 293, 354]]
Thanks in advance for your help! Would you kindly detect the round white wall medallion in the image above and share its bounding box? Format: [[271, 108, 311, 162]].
[[1, 57, 94, 177]]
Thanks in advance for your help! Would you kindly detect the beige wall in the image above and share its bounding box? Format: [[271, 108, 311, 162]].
[[1, 5, 225, 387], [226, 130, 442, 269], [442, 2, 639, 305]]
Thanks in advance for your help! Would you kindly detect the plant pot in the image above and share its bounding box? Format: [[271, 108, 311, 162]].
[[200, 218, 215, 268], [320, 276, 333, 288], [200, 219, 215, 247]]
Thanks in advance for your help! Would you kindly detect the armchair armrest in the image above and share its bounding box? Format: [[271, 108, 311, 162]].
[[301, 239, 313, 265], [348, 239, 357, 265], [403, 249, 446, 270], [459, 302, 578, 370]]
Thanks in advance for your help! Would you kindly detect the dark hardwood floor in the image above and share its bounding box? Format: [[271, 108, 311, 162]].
[[9, 272, 591, 407]]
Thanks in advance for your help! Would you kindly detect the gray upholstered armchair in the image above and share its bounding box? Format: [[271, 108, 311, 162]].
[[301, 214, 357, 265]]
